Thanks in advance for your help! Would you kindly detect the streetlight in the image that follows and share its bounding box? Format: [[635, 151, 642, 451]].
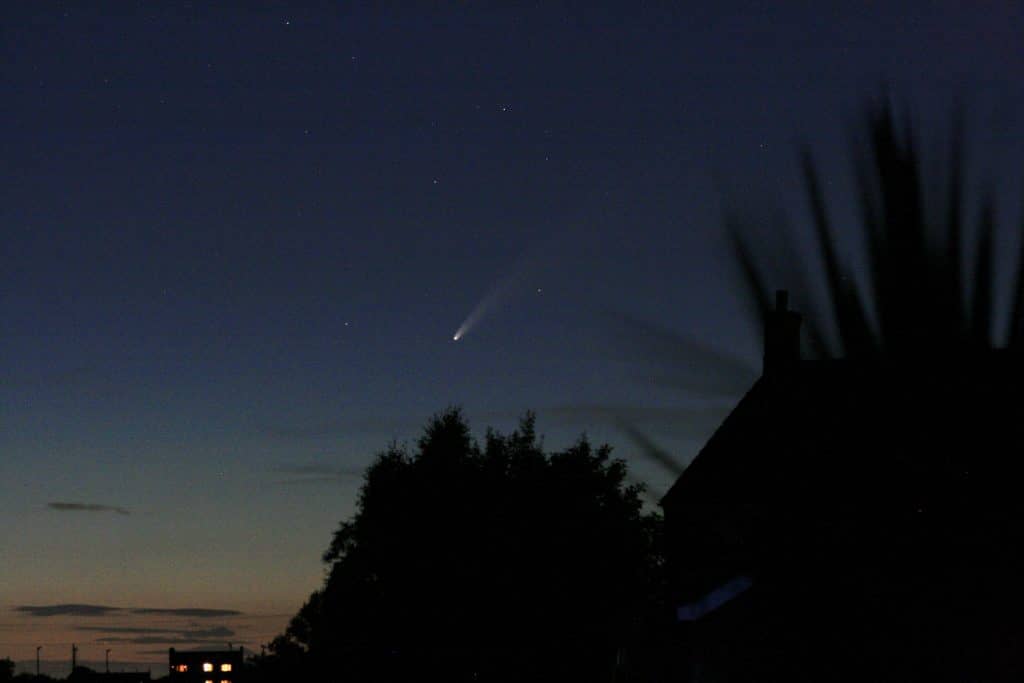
[[105, 649, 111, 673], [35, 646, 41, 677]]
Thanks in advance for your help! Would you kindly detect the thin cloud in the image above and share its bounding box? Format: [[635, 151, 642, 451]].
[[98, 636, 236, 645], [272, 462, 363, 485], [543, 402, 733, 439], [137, 645, 251, 656], [259, 414, 418, 439], [131, 608, 242, 618], [16, 604, 243, 618], [274, 463, 357, 475], [77, 626, 235, 638], [48, 502, 130, 515], [602, 311, 758, 398], [16, 604, 119, 617]]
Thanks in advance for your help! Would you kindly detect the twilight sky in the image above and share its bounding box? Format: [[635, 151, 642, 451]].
[[2, 1, 1023, 672]]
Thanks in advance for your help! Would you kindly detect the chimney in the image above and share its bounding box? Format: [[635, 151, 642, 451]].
[[764, 290, 801, 375]]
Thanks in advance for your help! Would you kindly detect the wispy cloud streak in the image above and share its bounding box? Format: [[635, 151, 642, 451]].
[[48, 502, 130, 515], [130, 608, 242, 617], [77, 625, 235, 638], [15, 604, 242, 618], [272, 462, 363, 485], [16, 604, 119, 617]]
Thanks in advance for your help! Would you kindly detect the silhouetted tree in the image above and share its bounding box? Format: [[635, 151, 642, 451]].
[[0, 659, 13, 682], [266, 408, 664, 682]]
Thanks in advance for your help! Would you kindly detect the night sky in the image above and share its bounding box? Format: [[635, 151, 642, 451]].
[[3, 1, 1022, 673]]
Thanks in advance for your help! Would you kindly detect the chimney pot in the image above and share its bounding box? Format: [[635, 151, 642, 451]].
[[764, 289, 801, 375], [775, 289, 788, 312]]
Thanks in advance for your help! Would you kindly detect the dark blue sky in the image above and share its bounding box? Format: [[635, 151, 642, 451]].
[[2, 1, 1022, 667]]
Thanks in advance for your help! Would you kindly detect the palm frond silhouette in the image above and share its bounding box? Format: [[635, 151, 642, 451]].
[[731, 99, 1022, 358], [624, 98, 1023, 478]]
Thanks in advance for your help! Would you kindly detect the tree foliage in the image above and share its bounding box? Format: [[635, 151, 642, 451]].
[[268, 408, 663, 682]]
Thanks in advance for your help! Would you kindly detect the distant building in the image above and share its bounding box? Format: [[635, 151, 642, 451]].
[[168, 648, 243, 683]]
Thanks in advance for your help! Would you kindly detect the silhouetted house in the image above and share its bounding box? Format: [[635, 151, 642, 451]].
[[661, 292, 1024, 682], [168, 648, 243, 683]]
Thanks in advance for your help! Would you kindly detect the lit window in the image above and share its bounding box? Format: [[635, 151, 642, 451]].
[[221, 663, 232, 671], [203, 662, 214, 672], [221, 680, 230, 683], [176, 664, 188, 672]]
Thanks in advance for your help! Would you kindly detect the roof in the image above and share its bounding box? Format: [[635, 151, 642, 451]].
[[662, 351, 1024, 514]]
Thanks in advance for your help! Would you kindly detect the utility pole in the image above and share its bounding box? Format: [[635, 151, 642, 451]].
[[71, 643, 77, 672], [106, 649, 111, 673], [35, 646, 41, 677]]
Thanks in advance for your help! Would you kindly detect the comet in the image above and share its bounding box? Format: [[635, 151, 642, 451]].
[[451, 276, 514, 341], [450, 225, 575, 342]]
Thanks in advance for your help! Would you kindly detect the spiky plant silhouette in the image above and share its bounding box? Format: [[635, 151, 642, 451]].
[[731, 99, 1023, 358], [621, 98, 1023, 479]]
